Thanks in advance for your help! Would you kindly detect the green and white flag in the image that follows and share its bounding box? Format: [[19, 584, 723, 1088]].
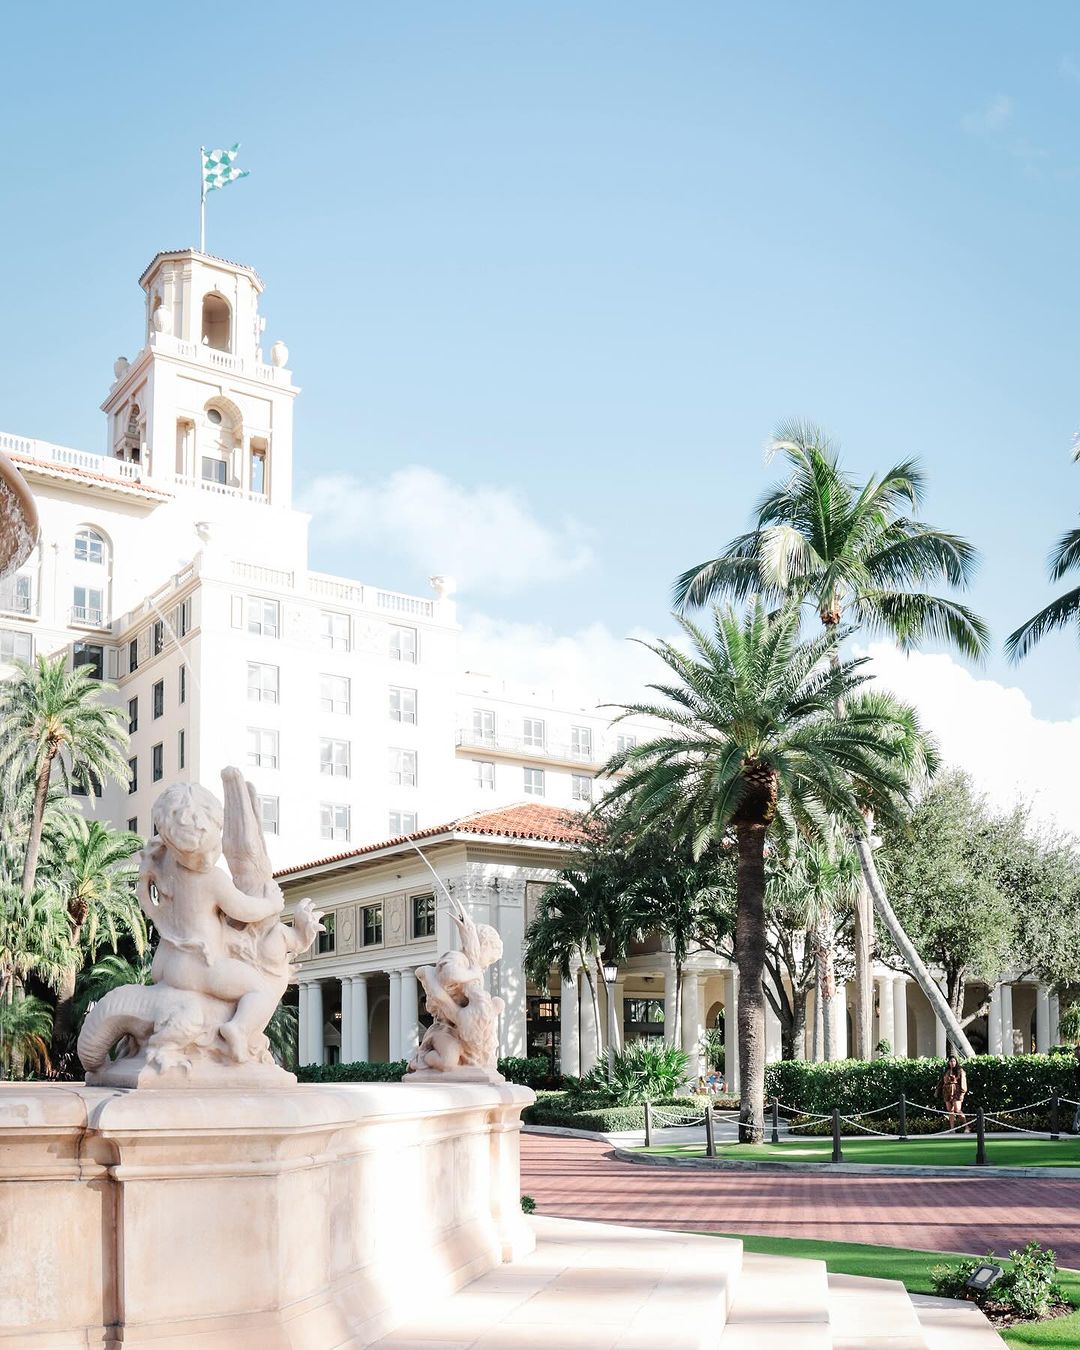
[[202, 144, 249, 193]]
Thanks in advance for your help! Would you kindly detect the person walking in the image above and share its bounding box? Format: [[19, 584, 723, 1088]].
[[939, 1055, 968, 1131]]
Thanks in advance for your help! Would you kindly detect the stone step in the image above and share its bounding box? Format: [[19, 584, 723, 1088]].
[[827, 1271, 927, 1349], [718, 1251, 834, 1349], [911, 1294, 1005, 1349]]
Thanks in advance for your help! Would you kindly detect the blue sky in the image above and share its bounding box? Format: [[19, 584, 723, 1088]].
[[4, 4, 1080, 727]]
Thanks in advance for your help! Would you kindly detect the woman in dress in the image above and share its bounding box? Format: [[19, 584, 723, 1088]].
[[939, 1054, 968, 1130]]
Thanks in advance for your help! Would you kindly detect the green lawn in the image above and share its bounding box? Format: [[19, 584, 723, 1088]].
[[641, 1134, 1080, 1169], [711, 1232, 1080, 1348]]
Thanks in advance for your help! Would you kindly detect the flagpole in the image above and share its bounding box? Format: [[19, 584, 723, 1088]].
[[199, 146, 206, 253]]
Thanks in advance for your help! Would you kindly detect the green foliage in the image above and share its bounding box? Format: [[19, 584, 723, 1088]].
[[74, 950, 152, 1020], [0, 995, 54, 1077], [523, 1091, 700, 1133], [296, 1056, 553, 1087], [932, 1242, 1064, 1320], [765, 1055, 1080, 1116], [700, 1026, 726, 1073], [267, 1002, 298, 1069], [570, 1041, 691, 1106], [520, 1195, 537, 1214], [1059, 1003, 1080, 1045]]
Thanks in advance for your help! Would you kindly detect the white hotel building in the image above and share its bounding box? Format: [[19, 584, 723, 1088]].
[[0, 247, 1060, 1075]]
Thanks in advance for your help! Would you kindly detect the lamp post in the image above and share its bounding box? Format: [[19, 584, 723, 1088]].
[[602, 958, 619, 1074]]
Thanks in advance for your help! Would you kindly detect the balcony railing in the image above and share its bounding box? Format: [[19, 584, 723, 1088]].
[[377, 589, 434, 619], [455, 728, 604, 766], [0, 431, 141, 482], [70, 605, 106, 628], [0, 592, 31, 615], [174, 473, 269, 504], [148, 333, 292, 386]]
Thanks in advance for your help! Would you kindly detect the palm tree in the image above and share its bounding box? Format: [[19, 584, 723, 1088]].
[[74, 950, 153, 1023], [0, 881, 73, 1004], [1007, 448, 1080, 660], [673, 420, 988, 1056], [0, 654, 129, 900], [0, 995, 54, 1078], [607, 601, 930, 1142], [50, 818, 144, 1051]]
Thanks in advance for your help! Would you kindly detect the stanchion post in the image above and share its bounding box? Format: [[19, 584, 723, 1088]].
[[975, 1108, 987, 1166], [705, 1104, 716, 1158], [1051, 1095, 1060, 1142], [770, 1097, 780, 1146], [644, 1101, 652, 1149], [831, 1108, 843, 1164], [898, 1093, 907, 1141]]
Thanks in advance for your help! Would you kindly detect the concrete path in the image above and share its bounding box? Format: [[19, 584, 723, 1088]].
[[520, 1133, 1080, 1267]]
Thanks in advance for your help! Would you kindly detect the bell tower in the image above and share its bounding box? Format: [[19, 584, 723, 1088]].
[[101, 250, 299, 507]]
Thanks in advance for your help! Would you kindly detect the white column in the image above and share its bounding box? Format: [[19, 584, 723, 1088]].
[[400, 967, 420, 1058], [831, 982, 848, 1060], [892, 978, 908, 1058], [352, 975, 369, 1062], [297, 982, 312, 1067], [578, 970, 599, 1073], [560, 971, 580, 1076], [308, 979, 324, 1067], [725, 968, 740, 1094], [1036, 984, 1051, 1054], [988, 984, 1003, 1055], [663, 966, 679, 1046], [765, 993, 783, 1064], [613, 978, 626, 1053], [388, 970, 402, 1061], [1050, 991, 1061, 1047], [340, 976, 353, 1064], [1001, 983, 1015, 1056], [680, 972, 701, 1071], [876, 974, 895, 1052]]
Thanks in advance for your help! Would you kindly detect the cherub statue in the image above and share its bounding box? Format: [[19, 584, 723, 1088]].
[[405, 896, 505, 1082], [78, 769, 322, 1088]]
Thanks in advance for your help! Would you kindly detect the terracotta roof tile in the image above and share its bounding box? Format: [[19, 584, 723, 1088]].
[[10, 453, 171, 500], [275, 802, 585, 878]]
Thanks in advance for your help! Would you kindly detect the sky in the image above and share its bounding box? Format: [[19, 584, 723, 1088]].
[[3, 4, 1080, 827]]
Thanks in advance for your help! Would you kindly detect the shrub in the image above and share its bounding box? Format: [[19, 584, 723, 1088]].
[[523, 1090, 700, 1133], [520, 1195, 537, 1214], [764, 1055, 1079, 1118], [296, 1056, 553, 1087], [931, 1242, 1064, 1319], [570, 1041, 691, 1107]]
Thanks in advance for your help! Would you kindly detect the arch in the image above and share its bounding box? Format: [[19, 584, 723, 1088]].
[[73, 524, 110, 566], [201, 291, 232, 352], [203, 395, 243, 438], [705, 1000, 725, 1031]]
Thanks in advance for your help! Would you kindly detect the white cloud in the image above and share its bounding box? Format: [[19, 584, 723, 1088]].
[[962, 94, 1014, 134], [300, 467, 592, 595], [863, 643, 1080, 837]]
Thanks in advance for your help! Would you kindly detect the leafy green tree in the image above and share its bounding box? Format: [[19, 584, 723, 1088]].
[[0, 882, 73, 1004], [0, 994, 54, 1078], [74, 950, 153, 1022], [1007, 447, 1080, 660], [673, 420, 988, 1056], [607, 601, 924, 1141], [0, 655, 129, 900]]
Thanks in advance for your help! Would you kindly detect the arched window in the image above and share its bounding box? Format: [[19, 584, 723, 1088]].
[[201, 293, 231, 352], [74, 528, 105, 565]]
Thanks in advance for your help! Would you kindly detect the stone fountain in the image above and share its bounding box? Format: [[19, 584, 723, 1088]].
[[0, 447, 39, 580]]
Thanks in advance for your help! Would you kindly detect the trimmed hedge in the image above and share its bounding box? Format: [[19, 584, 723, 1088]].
[[764, 1055, 1080, 1118], [523, 1091, 700, 1133], [296, 1056, 553, 1088]]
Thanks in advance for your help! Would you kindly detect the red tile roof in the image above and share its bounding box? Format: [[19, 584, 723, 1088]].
[[10, 453, 171, 500], [275, 802, 586, 878]]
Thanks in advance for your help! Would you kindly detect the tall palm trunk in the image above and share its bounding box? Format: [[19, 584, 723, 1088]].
[[580, 949, 603, 1062], [818, 931, 836, 1061], [21, 751, 54, 900], [51, 964, 79, 1056], [854, 824, 975, 1057], [735, 820, 768, 1143], [672, 962, 684, 1047], [790, 986, 808, 1061]]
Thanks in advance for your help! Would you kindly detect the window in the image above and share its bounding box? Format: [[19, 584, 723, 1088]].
[[247, 727, 279, 769], [0, 574, 31, 614], [625, 998, 665, 1029], [72, 768, 102, 798], [361, 904, 383, 946], [474, 760, 495, 791], [389, 810, 417, 835], [390, 748, 417, 787], [129, 638, 139, 674], [319, 738, 350, 777], [257, 795, 279, 835], [571, 726, 593, 760], [73, 643, 103, 680], [523, 717, 546, 749], [151, 743, 164, 783], [178, 729, 185, 770], [206, 407, 223, 427], [320, 611, 350, 651], [572, 774, 593, 803], [0, 629, 32, 663], [74, 529, 104, 565], [128, 697, 139, 734], [177, 598, 192, 637], [472, 708, 495, 744], [524, 767, 545, 797], [127, 817, 138, 834], [247, 597, 280, 638], [251, 449, 267, 495], [389, 686, 417, 724], [151, 621, 165, 656], [320, 674, 350, 715], [411, 893, 436, 939], [152, 680, 164, 719], [128, 757, 138, 794], [318, 912, 336, 954], [247, 662, 279, 703], [72, 586, 104, 626], [389, 625, 418, 663], [615, 734, 637, 754], [179, 665, 187, 704], [320, 803, 351, 842], [201, 456, 228, 485]]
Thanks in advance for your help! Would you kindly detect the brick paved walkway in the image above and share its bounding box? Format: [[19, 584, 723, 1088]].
[[521, 1133, 1080, 1266]]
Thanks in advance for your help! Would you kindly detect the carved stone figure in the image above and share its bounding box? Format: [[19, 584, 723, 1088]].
[[405, 897, 505, 1083], [78, 768, 322, 1088]]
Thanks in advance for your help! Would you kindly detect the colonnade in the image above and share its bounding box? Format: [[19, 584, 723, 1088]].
[[297, 968, 424, 1068]]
